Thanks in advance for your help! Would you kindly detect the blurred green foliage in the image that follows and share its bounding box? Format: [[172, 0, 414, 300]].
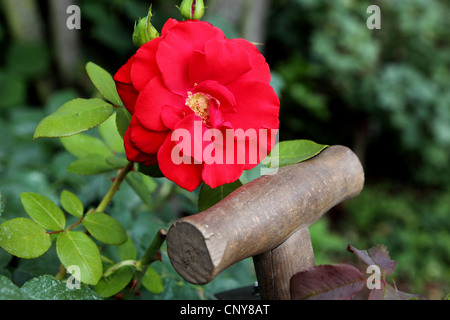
[[345, 183, 450, 293], [268, 0, 450, 298], [269, 0, 450, 187], [0, 0, 449, 299]]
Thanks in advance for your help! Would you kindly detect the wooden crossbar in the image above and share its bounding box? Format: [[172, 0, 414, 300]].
[[166, 145, 364, 299]]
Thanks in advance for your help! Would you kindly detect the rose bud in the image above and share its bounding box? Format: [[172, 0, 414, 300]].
[[179, 0, 205, 20], [132, 6, 160, 48]]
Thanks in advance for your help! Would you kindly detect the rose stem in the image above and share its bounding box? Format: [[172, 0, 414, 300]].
[[124, 228, 167, 299], [96, 161, 134, 213]]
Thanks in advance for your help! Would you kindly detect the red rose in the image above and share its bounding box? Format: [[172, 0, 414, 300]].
[[114, 19, 280, 191]]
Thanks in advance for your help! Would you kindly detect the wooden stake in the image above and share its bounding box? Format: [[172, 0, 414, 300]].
[[253, 227, 315, 300]]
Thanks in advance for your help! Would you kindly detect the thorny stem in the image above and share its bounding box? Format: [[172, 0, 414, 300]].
[[55, 264, 66, 281], [96, 161, 134, 213], [123, 228, 167, 299]]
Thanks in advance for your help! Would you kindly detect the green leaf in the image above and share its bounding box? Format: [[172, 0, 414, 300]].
[[82, 212, 127, 245], [105, 156, 129, 169], [56, 231, 103, 285], [21, 275, 102, 300], [60, 190, 84, 218], [60, 133, 114, 158], [94, 267, 134, 298], [263, 140, 328, 168], [198, 180, 243, 212], [99, 113, 126, 153], [20, 193, 66, 231], [116, 236, 137, 261], [66, 154, 115, 175], [141, 266, 163, 294], [126, 171, 157, 207], [0, 218, 51, 259], [115, 107, 131, 139], [34, 98, 115, 139], [86, 62, 123, 107], [0, 275, 30, 300]]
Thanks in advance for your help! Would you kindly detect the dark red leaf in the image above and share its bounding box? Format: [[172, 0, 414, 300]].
[[368, 282, 426, 300], [290, 264, 365, 300], [348, 244, 397, 276]]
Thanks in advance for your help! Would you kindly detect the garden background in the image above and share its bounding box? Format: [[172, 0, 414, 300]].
[[0, 0, 448, 299]]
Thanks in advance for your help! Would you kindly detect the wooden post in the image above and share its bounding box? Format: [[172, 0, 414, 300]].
[[166, 145, 364, 298], [253, 227, 315, 300]]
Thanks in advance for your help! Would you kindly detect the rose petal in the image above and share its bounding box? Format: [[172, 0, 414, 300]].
[[192, 80, 236, 113], [131, 37, 162, 92], [134, 76, 184, 132], [189, 80, 237, 129], [157, 135, 203, 192], [229, 38, 271, 84], [124, 128, 157, 165], [114, 55, 134, 84], [200, 128, 245, 188], [161, 18, 179, 35], [233, 128, 278, 171], [156, 20, 225, 95], [202, 157, 244, 189], [161, 104, 192, 130], [172, 114, 208, 164], [251, 127, 278, 170], [129, 116, 170, 155], [116, 82, 139, 115], [225, 80, 280, 131], [188, 39, 252, 86], [114, 56, 139, 114], [207, 99, 224, 129]]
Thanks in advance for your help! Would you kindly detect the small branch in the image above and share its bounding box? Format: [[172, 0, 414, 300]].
[[52, 163, 133, 282], [124, 229, 167, 299], [96, 161, 134, 213], [55, 264, 66, 281], [103, 260, 138, 278], [66, 218, 83, 231], [47, 230, 64, 235], [140, 229, 167, 266], [101, 255, 116, 265]]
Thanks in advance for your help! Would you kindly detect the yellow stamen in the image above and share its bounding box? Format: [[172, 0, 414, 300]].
[[186, 92, 211, 125]]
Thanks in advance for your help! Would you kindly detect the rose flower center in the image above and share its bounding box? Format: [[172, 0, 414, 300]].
[[186, 91, 211, 126]]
